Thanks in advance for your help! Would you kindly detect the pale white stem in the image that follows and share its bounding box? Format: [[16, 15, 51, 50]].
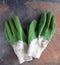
[[12, 40, 32, 64]]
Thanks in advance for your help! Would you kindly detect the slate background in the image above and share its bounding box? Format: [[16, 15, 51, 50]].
[[0, 0, 60, 65]]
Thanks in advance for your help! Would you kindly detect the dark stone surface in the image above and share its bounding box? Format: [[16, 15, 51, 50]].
[[0, 0, 60, 65]]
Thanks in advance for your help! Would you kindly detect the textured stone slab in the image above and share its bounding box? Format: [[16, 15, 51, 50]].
[[0, 0, 60, 65]]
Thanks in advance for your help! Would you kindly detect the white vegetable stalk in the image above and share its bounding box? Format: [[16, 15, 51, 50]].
[[28, 36, 49, 58], [12, 40, 32, 64]]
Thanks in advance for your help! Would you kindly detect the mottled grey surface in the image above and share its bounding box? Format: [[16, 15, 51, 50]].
[[0, 0, 60, 65]]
